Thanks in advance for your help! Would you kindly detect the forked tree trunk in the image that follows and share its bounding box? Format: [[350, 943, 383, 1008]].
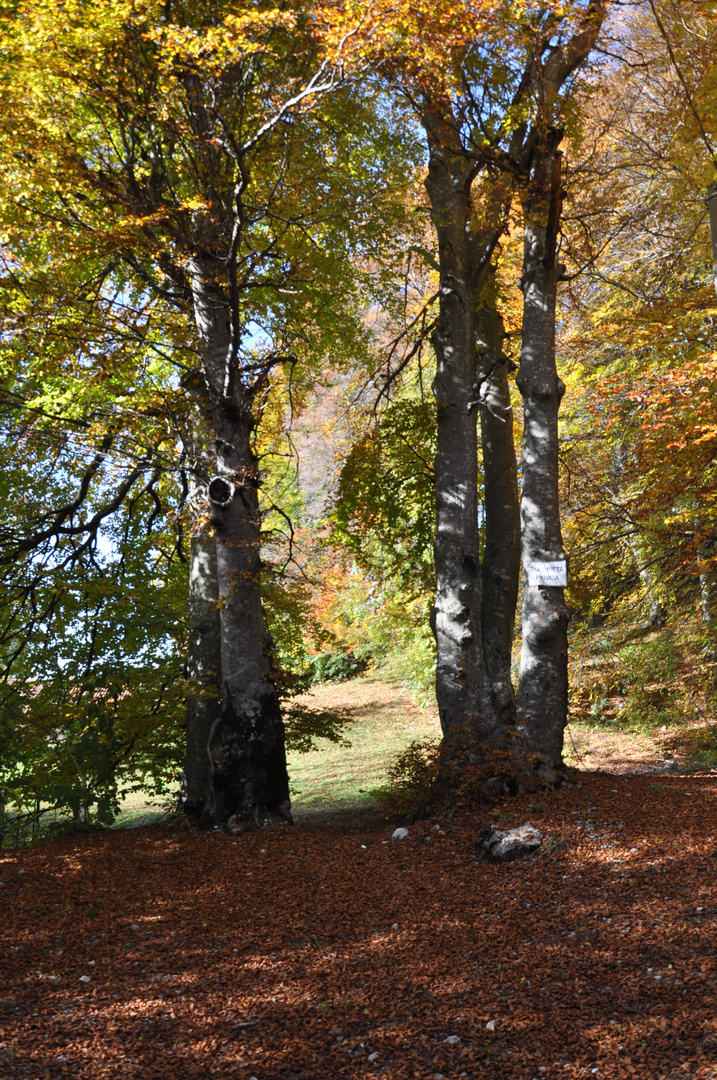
[[476, 278, 521, 725], [189, 257, 291, 830], [515, 147, 570, 779]]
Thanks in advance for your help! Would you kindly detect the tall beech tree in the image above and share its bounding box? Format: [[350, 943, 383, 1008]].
[[423, 127, 522, 768], [1, 0, 418, 829], [513, 7, 607, 778], [346, 0, 606, 785]]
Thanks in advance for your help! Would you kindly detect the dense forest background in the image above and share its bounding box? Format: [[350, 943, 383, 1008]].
[[1, 0, 716, 840]]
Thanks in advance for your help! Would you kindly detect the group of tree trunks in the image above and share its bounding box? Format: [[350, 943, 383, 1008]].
[[0, 0, 611, 832], [422, 4, 605, 794], [176, 4, 608, 829], [6, 0, 717, 830]]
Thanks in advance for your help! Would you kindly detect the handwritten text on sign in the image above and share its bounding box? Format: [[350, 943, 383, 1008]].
[[528, 560, 567, 587]]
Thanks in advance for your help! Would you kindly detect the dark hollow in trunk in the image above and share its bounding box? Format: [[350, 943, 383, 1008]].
[[205, 402, 292, 830], [188, 257, 291, 831]]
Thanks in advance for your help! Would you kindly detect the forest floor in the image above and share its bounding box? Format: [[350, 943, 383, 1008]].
[[3, 675, 717, 1080]]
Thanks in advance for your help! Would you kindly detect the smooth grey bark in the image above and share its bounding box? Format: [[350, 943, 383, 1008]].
[[423, 116, 522, 771], [515, 147, 570, 777], [189, 257, 291, 830], [701, 574, 717, 625], [510, 4, 606, 780], [417, 0, 605, 789], [623, 532, 666, 628], [425, 122, 496, 761], [476, 279, 521, 724]]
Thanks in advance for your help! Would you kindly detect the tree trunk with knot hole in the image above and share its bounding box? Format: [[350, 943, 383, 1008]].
[[186, 256, 291, 831]]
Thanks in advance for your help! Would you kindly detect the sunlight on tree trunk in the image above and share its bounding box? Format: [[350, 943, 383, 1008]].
[[190, 260, 291, 830], [516, 146, 570, 781], [425, 120, 497, 767]]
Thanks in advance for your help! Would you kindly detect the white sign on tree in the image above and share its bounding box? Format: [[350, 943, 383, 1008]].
[[527, 560, 567, 587]]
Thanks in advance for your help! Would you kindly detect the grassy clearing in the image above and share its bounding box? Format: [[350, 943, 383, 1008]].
[[114, 792, 170, 829], [562, 719, 670, 773], [287, 672, 440, 816]]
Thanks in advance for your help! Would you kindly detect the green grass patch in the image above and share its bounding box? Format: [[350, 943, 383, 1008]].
[[287, 674, 439, 816]]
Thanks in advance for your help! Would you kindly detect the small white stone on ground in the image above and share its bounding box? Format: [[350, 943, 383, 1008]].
[[368, 1052, 379, 1062], [430, 824, 441, 833], [476, 822, 543, 862], [130, 923, 140, 931], [391, 922, 399, 930], [391, 828, 409, 841], [443, 1035, 460, 1045], [79, 975, 91, 984], [485, 1020, 497, 1031]]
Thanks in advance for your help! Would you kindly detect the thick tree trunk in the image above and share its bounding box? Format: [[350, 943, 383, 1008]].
[[179, 522, 223, 820], [476, 279, 521, 725], [189, 257, 291, 830], [515, 149, 570, 779], [424, 125, 498, 767], [207, 404, 291, 828], [178, 379, 223, 822]]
